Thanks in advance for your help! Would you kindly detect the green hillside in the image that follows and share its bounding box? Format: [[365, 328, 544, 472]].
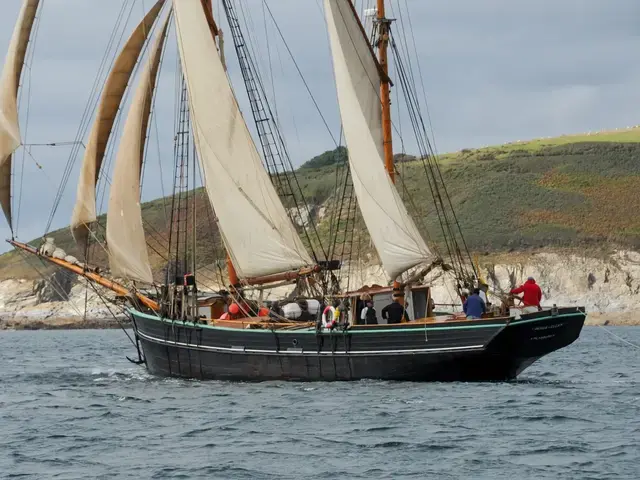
[[3, 128, 640, 280]]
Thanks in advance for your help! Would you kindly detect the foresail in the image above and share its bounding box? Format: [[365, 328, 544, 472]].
[[173, 0, 313, 279], [324, 0, 433, 281], [70, 0, 166, 251], [106, 13, 171, 284], [0, 0, 40, 227]]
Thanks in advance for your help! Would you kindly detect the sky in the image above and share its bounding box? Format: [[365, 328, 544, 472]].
[[1, 0, 640, 253]]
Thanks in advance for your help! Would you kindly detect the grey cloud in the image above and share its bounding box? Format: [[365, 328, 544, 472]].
[[1, 0, 639, 251]]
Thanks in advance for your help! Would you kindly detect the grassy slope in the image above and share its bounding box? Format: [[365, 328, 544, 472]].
[[3, 128, 640, 280]]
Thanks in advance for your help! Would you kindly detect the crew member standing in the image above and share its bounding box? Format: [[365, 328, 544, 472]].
[[360, 300, 378, 325], [382, 297, 410, 324], [510, 277, 543, 313], [463, 288, 486, 319]]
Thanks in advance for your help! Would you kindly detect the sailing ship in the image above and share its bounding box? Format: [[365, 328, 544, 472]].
[[1, 0, 585, 381]]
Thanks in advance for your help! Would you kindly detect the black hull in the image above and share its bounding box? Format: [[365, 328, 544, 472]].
[[131, 307, 586, 382]]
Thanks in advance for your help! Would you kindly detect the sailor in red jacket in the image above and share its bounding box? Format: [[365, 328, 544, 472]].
[[510, 277, 542, 311]]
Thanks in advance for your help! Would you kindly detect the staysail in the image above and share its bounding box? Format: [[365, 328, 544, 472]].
[[324, 0, 433, 281], [106, 13, 171, 284], [173, 0, 313, 279], [0, 0, 40, 227], [70, 0, 166, 251]]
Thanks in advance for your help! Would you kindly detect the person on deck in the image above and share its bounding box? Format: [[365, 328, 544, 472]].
[[463, 288, 486, 319], [510, 277, 542, 313], [478, 282, 490, 308], [334, 301, 348, 327], [220, 302, 241, 320], [360, 300, 378, 325], [268, 301, 284, 319], [382, 297, 410, 324]]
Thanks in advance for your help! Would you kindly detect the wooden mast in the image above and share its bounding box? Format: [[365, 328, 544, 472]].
[[377, 0, 394, 183], [200, 0, 239, 287], [8, 240, 159, 311], [375, 0, 404, 306], [201, 0, 220, 37]]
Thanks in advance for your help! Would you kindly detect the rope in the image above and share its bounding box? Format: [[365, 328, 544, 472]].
[[14, 249, 85, 318], [262, 1, 339, 147], [13, 244, 139, 350], [598, 325, 640, 351], [45, 0, 136, 234]]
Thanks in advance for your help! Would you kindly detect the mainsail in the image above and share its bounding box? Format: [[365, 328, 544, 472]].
[[106, 13, 171, 284], [173, 0, 313, 279], [70, 0, 166, 251], [0, 0, 40, 227], [324, 0, 433, 281]]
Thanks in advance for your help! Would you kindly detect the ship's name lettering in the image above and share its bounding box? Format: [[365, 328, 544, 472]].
[[533, 323, 563, 331]]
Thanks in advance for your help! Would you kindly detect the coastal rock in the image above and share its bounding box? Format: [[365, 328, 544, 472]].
[[33, 269, 75, 304], [342, 251, 640, 326], [0, 276, 119, 327], [1, 250, 640, 327]]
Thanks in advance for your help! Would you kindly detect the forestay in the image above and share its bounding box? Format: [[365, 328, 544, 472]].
[[324, 0, 433, 281], [0, 0, 40, 228], [106, 13, 171, 284], [70, 0, 166, 251], [173, 0, 313, 279]]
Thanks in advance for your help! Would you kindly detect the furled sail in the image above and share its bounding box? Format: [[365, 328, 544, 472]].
[[70, 0, 166, 251], [0, 0, 40, 227], [106, 13, 171, 284], [324, 0, 433, 281], [173, 0, 313, 279]]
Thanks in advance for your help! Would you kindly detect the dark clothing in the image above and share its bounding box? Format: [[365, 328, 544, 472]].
[[382, 302, 410, 324], [463, 294, 486, 319], [510, 279, 542, 307], [361, 306, 378, 325], [268, 305, 284, 319]]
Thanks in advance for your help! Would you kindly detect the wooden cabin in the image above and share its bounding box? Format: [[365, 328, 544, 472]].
[[344, 284, 434, 324]]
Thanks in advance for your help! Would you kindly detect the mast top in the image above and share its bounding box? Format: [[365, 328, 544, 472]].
[[375, 0, 395, 184], [201, 0, 220, 36]]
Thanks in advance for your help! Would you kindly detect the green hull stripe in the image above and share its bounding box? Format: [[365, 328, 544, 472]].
[[508, 312, 586, 326], [130, 309, 585, 335]]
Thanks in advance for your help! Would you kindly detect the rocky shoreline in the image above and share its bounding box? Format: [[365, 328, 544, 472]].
[[0, 317, 131, 331], [1, 250, 640, 329]]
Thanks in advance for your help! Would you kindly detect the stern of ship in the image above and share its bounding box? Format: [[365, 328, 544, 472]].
[[477, 306, 586, 380]]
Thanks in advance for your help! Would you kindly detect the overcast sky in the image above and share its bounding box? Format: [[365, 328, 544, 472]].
[[1, 0, 639, 253]]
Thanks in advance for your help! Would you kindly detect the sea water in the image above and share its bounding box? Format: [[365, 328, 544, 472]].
[[0, 327, 638, 479]]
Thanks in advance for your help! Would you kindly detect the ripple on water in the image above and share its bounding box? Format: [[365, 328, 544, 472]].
[[0, 328, 638, 479]]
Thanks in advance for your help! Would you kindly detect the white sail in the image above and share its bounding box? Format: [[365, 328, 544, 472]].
[[70, 0, 166, 250], [173, 0, 313, 279], [324, 0, 433, 281], [0, 0, 40, 227], [106, 13, 171, 284]]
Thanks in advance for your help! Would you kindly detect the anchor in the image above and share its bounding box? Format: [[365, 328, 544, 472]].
[[127, 334, 146, 366]]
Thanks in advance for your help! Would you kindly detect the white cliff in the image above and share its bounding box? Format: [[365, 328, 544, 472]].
[[345, 250, 640, 325], [1, 250, 639, 327]]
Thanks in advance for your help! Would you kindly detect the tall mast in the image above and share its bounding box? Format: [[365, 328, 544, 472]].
[[377, 0, 394, 183], [376, 0, 404, 301], [201, 0, 240, 287], [201, 0, 220, 37]]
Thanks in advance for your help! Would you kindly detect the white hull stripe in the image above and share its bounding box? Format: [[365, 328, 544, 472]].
[[136, 330, 485, 356]]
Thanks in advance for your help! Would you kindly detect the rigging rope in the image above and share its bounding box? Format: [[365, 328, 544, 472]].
[[262, 2, 339, 147], [598, 325, 640, 351], [389, 29, 476, 289], [14, 2, 44, 239], [224, 0, 329, 263], [45, 0, 136, 234]]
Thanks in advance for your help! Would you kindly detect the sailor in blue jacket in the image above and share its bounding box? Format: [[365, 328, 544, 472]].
[[463, 288, 486, 319]]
